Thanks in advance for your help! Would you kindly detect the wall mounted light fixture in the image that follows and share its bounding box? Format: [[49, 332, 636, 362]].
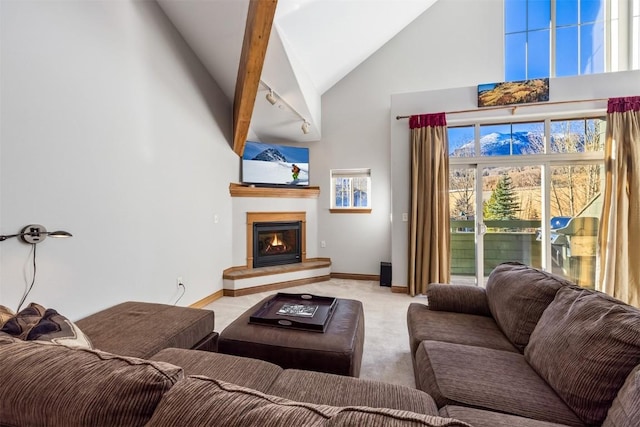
[[0, 224, 73, 244], [0, 224, 73, 312], [301, 121, 311, 134]]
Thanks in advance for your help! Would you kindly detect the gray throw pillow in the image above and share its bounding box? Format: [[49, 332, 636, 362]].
[[525, 287, 640, 425]]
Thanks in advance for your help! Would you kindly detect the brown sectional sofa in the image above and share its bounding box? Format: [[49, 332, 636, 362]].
[[2, 262, 638, 426], [407, 262, 640, 427], [0, 301, 469, 426]]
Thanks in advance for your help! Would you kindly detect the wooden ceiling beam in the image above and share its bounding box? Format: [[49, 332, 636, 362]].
[[232, 0, 278, 156]]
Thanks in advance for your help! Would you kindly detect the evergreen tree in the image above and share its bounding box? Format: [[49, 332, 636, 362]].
[[483, 174, 519, 220]]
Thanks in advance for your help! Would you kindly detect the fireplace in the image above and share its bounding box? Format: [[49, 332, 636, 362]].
[[253, 221, 302, 268], [246, 212, 307, 269]]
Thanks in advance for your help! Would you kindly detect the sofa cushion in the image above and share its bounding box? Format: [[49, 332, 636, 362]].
[[267, 369, 439, 415], [407, 303, 517, 356], [426, 283, 491, 316], [439, 405, 571, 427], [0, 302, 93, 348], [525, 287, 640, 426], [0, 338, 183, 426], [485, 262, 572, 352], [603, 365, 640, 427], [76, 301, 214, 358], [146, 376, 473, 427], [151, 347, 283, 393], [414, 340, 584, 427]]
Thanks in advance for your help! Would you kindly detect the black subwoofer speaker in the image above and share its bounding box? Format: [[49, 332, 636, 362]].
[[380, 262, 392, 287]]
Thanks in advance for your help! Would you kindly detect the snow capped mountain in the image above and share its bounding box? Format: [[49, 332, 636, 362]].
[[252, 148, 287, 162], [452, 131, 559, 157]]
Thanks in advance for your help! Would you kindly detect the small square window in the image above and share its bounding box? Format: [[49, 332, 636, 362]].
[[330, 169, 371, 213]]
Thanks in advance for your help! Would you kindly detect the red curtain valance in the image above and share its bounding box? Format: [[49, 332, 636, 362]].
[[409, 113, 447, 129], [607, 96, 640, 113]]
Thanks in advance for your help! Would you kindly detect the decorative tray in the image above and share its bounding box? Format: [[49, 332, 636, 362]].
[[249, 292, 337, 332]]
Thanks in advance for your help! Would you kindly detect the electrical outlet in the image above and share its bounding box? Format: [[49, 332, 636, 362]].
[[176, 276, 183, 287], [321, 240, 326, 248], [402, 213, 408, 222], [214, 214, 219, 224]]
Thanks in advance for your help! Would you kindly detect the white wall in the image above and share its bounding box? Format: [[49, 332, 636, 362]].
[[0, 0, 237, 319], [314, 0, 503, 276]]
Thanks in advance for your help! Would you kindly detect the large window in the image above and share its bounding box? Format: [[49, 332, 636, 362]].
[[505, 0, 639, 80], [448, 116, 605, 287]]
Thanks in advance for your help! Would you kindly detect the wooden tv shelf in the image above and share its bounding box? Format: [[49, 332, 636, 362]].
[[229, 183, 320, 199]]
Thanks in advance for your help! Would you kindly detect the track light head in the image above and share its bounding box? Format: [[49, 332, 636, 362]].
[[266, 89, 277, 105], [301, 121, 311, 134]]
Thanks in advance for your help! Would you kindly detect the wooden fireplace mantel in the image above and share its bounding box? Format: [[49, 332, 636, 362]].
[[246, 212, 307, 268], [229, 183, 320, 198]]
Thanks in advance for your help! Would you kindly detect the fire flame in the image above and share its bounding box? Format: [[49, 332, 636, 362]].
[[271, 233, 283, 246]]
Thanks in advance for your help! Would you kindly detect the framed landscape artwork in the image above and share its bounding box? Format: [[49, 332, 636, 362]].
[[478, 78, 549, 108]]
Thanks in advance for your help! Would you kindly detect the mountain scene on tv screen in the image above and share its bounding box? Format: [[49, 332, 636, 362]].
[[243, 142, 309, 186]]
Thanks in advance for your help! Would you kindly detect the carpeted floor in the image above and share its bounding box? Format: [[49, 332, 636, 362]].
[[203, 278, 427, 388]]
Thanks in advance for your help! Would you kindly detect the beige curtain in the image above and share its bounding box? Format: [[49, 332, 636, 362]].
[[598, 96, 640, 307], [408, 113, 450, 296]]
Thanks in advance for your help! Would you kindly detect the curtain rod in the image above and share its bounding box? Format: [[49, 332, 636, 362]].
[[395, 97, 609, 120]]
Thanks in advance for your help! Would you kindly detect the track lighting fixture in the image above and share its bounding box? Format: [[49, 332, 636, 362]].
[[266, 89, 277, 105], [260, 80, 313, 135]]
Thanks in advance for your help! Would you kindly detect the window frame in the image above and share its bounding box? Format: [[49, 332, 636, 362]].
[[447, 112, 606, 285], [504, 0, 639, 80], [329, 168, 372, 214]]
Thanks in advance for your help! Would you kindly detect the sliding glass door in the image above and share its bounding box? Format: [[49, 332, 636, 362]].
[[448, 117, 604, 287]]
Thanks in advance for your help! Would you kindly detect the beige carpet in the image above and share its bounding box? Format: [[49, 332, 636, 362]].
[[203, 279, 427, 388]]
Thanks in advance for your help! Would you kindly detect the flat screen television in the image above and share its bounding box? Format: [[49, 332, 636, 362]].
[[242, 141, 309, 187]]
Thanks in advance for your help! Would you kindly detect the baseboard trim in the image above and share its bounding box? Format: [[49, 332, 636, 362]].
[[331, 272, 380, 281], [223, 275, 331, 297], [190, 289, 224, 308], [391, 285, 408, 294]]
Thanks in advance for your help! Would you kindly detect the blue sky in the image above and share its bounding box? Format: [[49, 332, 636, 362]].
[[504, 0, 604, 80]]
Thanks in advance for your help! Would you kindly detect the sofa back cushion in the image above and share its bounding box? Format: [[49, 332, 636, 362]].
[[486, 262, 573, 352], [0, 336, 183, 426], [147, 376, 473, 427], [603, 364, 640, 427], [524, 287, 640, 425]]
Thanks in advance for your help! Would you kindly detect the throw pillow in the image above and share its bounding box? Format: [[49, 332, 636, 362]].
[[0, 303, 93, 349], [0, 338, 183, 426], [485, 262, 573, 352], [0, 302, 46, 339], [0, 305, 15, 327], [603, 365, 640, 426], [524, 286, 640, 425]]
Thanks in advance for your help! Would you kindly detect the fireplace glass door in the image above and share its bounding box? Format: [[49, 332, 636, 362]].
[[253, 221, 302, 268]]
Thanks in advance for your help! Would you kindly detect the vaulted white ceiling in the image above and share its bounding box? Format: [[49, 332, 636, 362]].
[[158, 0, 437, 143]]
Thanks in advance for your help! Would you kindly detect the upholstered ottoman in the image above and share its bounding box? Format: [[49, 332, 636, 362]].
[[76, 301, 217, 359], [218, 297, 365, 377]]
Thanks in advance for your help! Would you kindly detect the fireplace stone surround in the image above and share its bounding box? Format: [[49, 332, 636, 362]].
[[222, 206, 331, 296]]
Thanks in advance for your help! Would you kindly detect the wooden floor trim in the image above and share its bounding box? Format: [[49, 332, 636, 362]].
[[391, 285, 408, 294], [190, 289, 224, 308], [331, 272, 379, 281]]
